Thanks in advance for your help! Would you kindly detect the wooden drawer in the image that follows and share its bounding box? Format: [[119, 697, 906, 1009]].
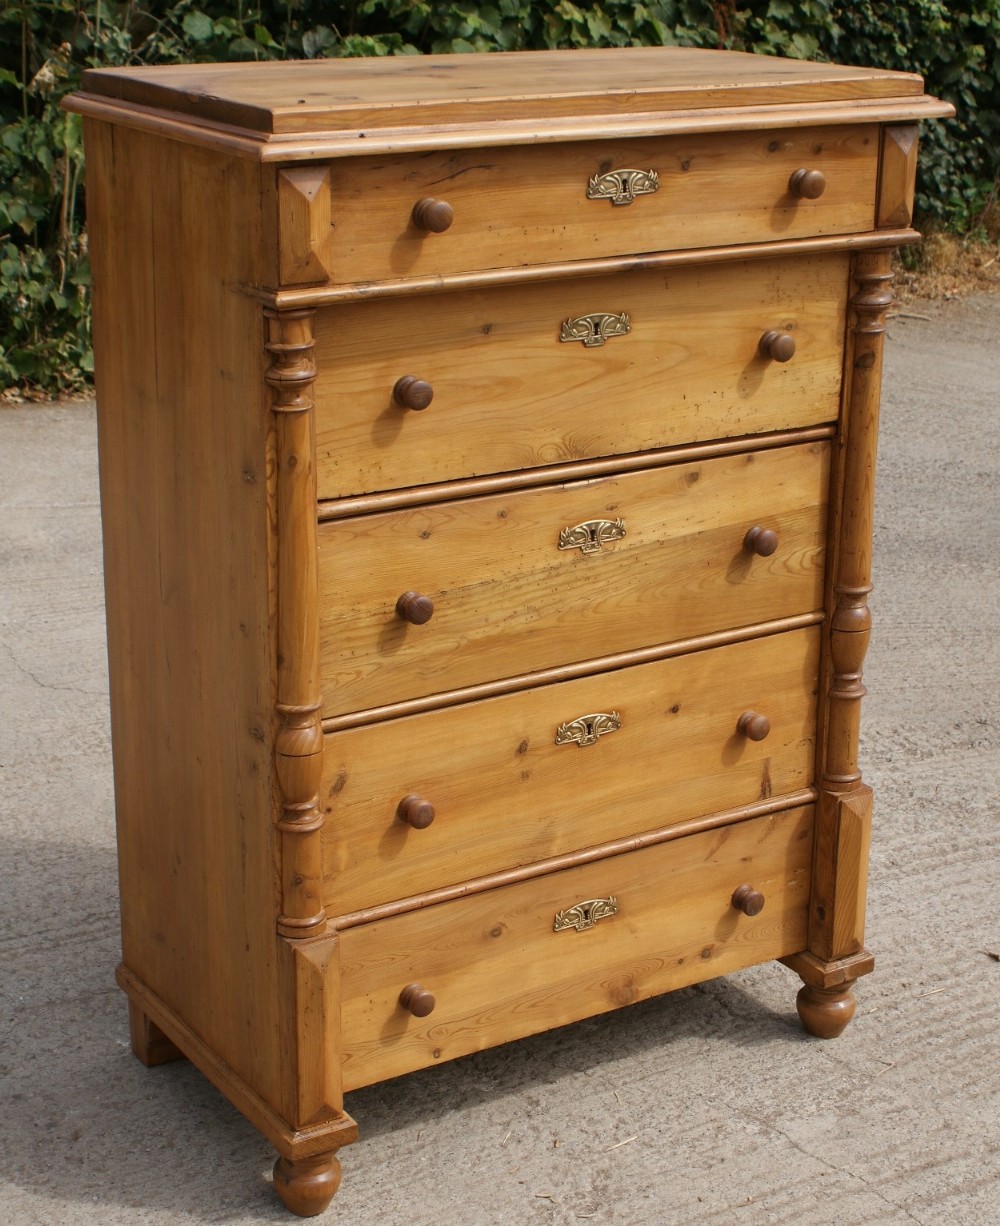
[[321, 627, 819, 915], [317, 440, 829, 717], [290, 125, 877, 284], [338, 805, 813, 1090], [313, 253, 847, 499]]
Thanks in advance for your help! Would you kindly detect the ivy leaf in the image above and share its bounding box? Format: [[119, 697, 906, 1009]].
[[302, 26, 337, 58], [182, 12, 215, 43]]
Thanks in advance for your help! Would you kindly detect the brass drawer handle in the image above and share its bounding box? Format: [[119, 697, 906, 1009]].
[[560, 311, 631, 348], [555, 711, 621, 748], [558, 517, 626, 554], [554, 896, 619, 932], [587, 168, 659, 206]]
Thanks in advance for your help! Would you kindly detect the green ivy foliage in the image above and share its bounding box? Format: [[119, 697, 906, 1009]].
[[1, 1, 998, 395]]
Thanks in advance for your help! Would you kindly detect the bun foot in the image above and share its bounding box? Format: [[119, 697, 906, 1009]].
[[795, 983, 857, 1039], [273, 1152, 342, 1217]]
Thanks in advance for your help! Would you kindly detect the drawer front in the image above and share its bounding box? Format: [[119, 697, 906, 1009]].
[[318, 440, 829, 717], [313, 254, 847, 499], [303, 125, 876, 284], [322, 627, 819, 915], [338, 805, 814, 1090]]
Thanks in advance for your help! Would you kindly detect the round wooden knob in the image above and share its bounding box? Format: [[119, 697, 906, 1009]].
[[731, 884, 766, 916], [737, 710, 771, 742], [399, 983, 436, 1017], [395, 591, 434, 625], [743, 525, 779, 557], [411, 198, 454, 233], [392, 375, 434, 411], [758, 330, 796, 363], [397, 793, 435, 829], [789, 168, 827, 199]]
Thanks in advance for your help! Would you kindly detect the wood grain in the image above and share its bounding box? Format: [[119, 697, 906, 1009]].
[[317, 428, 836, 524], [116, 965, 358, 1159], [320, 627, 820, 915], [278, 934, 345, 1124], [877, 125, 919, 229], [264, 230, 919, 310], [308, 126, 877, 284], [78, 48, 924, 136], [317, 440, 830, 716], [333, 789, 817, 930], [278, 165, 333, 285], [266, 308, 328, 940], [74, 42, 950, 1214], [338, 806, 814, 1090], [312, 254, 848, 498], [127, 1001, 184, 1067], [64, 91, 956, 165], [85, 122, 297, 1115], [809, 252, 892, 963]]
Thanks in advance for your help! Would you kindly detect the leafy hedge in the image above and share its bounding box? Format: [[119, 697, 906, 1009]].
[[2, 1, 998, 396]]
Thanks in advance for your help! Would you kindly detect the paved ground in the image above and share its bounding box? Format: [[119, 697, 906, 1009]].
[[1, 294, 998, 1225]]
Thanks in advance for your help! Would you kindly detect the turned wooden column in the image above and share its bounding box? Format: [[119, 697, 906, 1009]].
[[265, 308, 327, 941], [783, 249, 893, 1036]]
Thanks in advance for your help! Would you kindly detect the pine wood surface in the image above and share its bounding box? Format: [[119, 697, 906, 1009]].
[[66, 45, 953, 1213], [116, 963, 359, 1158], [320, 627, 819, 915], [877, 125, 919, 229], [808, 250, 892, 965], [317, 440, 829, 716], [317, 429, 836, 525], [77, 47, 924, 136], [85, 123, 296, 1116], [312, 254, 847, 498], [295, 125, 876, 285], [264, 230, 918, 312], [265, 308, 330, 942], [338, 805, 814, 1090]]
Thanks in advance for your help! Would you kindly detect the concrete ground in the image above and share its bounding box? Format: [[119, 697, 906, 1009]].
[[1, 294, 998, 1226]]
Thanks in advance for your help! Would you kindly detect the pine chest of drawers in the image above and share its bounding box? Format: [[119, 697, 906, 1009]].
[[67, 48, 951, 1216]]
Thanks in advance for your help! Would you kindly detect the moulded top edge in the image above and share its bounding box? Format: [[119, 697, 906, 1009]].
[[64, 89, 955, 163], [72, 46, 929, 137]]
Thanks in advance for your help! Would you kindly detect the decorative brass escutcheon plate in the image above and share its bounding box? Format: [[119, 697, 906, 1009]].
[[554, 896, 619, 933], [586, 168, 659, 206], [559, 311, 631, 348], [558, 518, 626, 554], [554, 711, 622, 748]]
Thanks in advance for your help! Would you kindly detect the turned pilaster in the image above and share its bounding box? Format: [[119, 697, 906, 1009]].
[[791, 251, 893, 1005], [266, 308, 327, 940]]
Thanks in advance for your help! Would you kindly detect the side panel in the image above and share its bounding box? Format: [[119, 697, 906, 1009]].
[[86, 122, 295, 1115]]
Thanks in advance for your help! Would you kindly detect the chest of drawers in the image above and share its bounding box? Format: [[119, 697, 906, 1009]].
[[67, 47, 951, 1216]]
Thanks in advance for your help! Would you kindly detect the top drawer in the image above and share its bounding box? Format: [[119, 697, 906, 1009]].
[[279, 124, 878, 285]]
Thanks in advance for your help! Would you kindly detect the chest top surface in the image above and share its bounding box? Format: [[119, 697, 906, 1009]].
[[68, 46, 951, 157]]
